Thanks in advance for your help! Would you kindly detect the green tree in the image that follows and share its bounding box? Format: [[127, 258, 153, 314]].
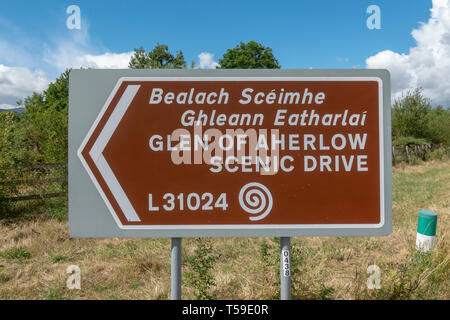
[[0, 70, 70, 214], [391, 88, 450, 145], [427, 105, 450, 144], [43, 69, 69, 111], [0, 70, 70, 167], [218, 41, 281, 69], [20, 70, 69, 163], [391, 88, 432, 142], [128, 47, 148, 69], [129, 44, 186, 69]]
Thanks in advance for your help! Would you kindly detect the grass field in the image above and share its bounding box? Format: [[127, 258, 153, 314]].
[[0, 160, 448, 300]]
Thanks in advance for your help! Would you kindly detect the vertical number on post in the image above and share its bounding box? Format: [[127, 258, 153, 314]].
[[282, 249, 290, 277]]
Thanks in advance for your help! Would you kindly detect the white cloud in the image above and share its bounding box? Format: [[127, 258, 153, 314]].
[[366, 0, 450, 106], [0, 19, 133, 107], [0, 64, 49, 107], [0, 104, 19, 110], [73, 52, 134, 69], [198, 52, 219, 69], [43, 24, 89, 71], [43, 24, 133, 71]]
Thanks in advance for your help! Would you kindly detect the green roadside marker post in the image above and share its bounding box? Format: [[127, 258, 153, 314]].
[[416, 210, 438, 252]]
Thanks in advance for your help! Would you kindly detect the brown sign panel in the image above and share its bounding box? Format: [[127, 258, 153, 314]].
[[77, 75, 389, 232]]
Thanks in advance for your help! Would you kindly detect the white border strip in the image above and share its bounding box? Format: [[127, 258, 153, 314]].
[[90, 85, 140, 161], [88, 85, 140, 222], [78, 76, 384, 230]]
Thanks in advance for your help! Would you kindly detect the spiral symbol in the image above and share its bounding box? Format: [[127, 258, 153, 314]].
[[239, 182, 273, 221]]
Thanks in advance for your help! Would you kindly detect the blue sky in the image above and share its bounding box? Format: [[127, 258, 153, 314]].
[[0, 0, 431, 69], [0, 0, 449, 107]]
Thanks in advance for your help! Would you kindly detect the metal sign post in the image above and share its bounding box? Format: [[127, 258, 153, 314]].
[[280, 237, 291, 300], [171, 237, 182, 300]]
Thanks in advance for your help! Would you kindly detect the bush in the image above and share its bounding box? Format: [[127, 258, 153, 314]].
[[425, 148, 449, 161], [392, 88, 432, 141], [0, 247, 31, 260], [0, 71, 69, 217], [0, 70, 69, 170], [0, 192, 9, 216], [184, 238, 217, 300], [392, 88, 450, 146], [427, 105, 450, 145]]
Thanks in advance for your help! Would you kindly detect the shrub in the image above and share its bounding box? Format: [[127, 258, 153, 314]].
[[392, 88, 450, 146], [0, 247, 31, 260], [184, 238, 217, 300]]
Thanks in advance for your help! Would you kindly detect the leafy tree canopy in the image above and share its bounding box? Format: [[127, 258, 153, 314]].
[[427, 105, 450, 144], [392, 88, 449, 145], [392, 88, 432, 141], [218, 41, 280, 69], [0, 70, 70, 166], [129, 44, 186, 69]]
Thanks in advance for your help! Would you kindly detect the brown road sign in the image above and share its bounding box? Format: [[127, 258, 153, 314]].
[[73, 70, 391, 236]]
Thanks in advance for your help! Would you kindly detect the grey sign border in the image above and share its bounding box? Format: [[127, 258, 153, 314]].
[[69, 69, 392, 238]]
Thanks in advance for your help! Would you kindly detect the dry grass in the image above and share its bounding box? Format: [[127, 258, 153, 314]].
[[0, 160, 449, 300]]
